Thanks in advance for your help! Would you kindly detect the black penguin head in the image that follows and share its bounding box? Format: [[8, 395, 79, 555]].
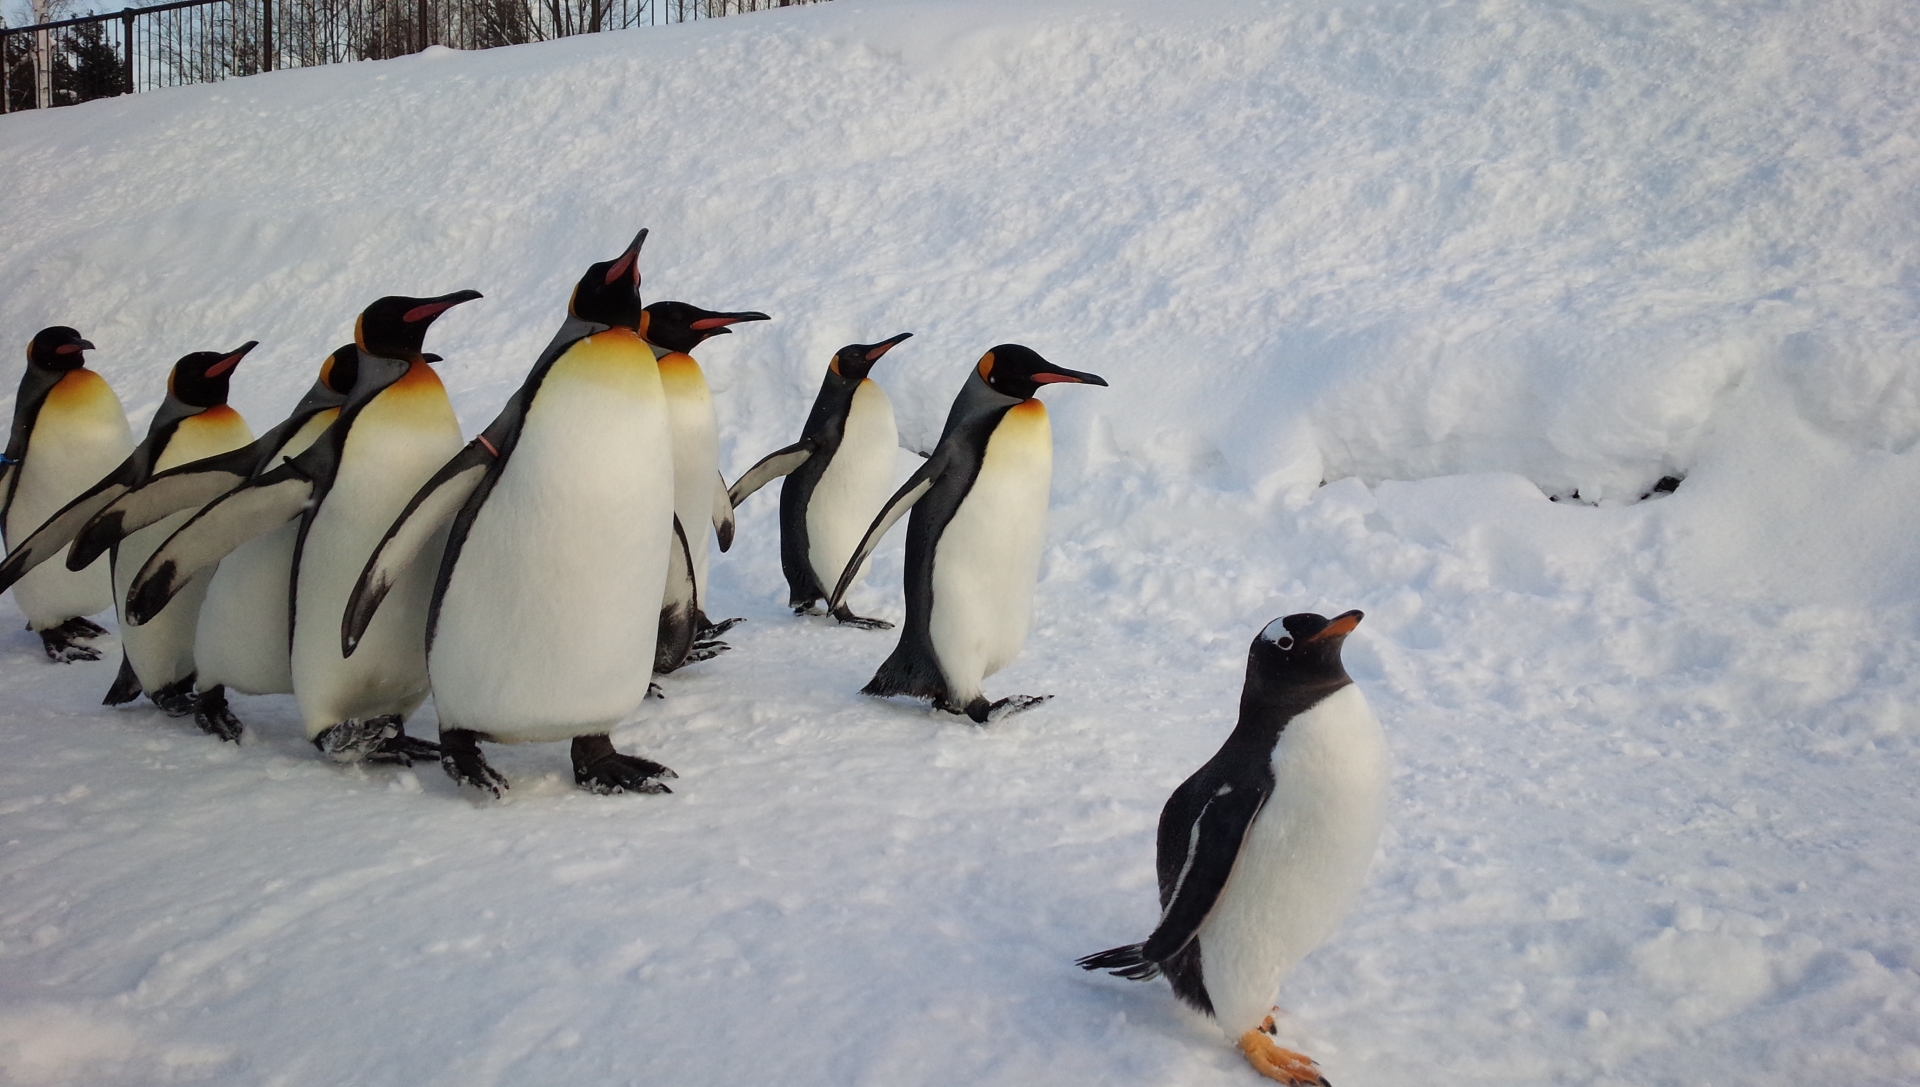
[[317, 344, 361, 394], [27, 327, 95, 372], [354, 290, 483, 360], [167, 341, 256, 408], [830, 332, 912, 380], [975, 344, 1108, 400], [639, 301, 771, 354], [1243, 610, 1362, 705], [569, 228, 647, 331]]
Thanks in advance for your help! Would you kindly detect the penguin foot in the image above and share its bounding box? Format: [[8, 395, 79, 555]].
[[314, 716, 439, 766], [943, 693, 1053, 724], [192, 685, 243, 743], [571, 734, 676, 795], [149, 675, 200, 717], [102, 653, 142, 706], [1238, 1017, 1329, 1087], [440, 728, 509, 796], [830, 606, 893, 630], [683, 641, 731, 664], [698, 616, 743, 639], [38, 617, 107, 663], [647, 682, 665, 700]]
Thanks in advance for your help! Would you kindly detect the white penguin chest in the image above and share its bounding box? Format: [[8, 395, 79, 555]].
[[6, 370, 132, 539], [928, 401, 1052, 688], [807, 379, 898, 585], [290, 366, 461, 732], [429, 332, 673, 739], [658, 352, 717, 585], [1195, 684, 1391, 1035]]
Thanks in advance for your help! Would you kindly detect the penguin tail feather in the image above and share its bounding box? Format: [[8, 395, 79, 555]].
[[102, 652, 143, 706], [1076, 944, 1162, 981]]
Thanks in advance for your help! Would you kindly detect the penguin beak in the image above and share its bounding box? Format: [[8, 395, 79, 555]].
[[1307, 610, 1363, 642], [204, 341, 258, 378], [865, 332, 913, 361], [1032, 365, 1108, 387], [402, 289, 485, 324], [55, 340, 93, 355], [422, 353, 444, 363], [606, 228, 648, 285], [688, 311, 772, 333]]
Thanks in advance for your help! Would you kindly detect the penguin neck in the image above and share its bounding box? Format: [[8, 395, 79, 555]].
[[346, 352, 416, 403], [938, 369, 1023, 444], [132, 394, 211, 480], [1230, 666, 1353, 749], [5, 364, 72, 469], [543, 314, 608, 365], [283, 379, 348, 423]]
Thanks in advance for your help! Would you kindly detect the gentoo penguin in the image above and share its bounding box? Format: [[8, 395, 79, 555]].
[[343, 231, 677, 796], [1078, 612, 1390, 1086], [638, 300, 769, 672], [2, 343, 256, 712], [727, 333, 911, 627], [71, 346, 358, 739], [827, 345, 1105, 723], [0, 327, 133, 662], [125, 291, 479, 764]]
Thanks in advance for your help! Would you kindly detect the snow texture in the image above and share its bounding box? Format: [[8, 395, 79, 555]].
[[3, 0, 1920, 1084]]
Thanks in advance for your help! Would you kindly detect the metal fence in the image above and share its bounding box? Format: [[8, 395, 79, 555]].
[[2, 0, 820, 111]]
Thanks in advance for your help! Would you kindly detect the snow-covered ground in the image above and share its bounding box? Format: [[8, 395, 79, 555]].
[[4, 0, 1920, 1083]]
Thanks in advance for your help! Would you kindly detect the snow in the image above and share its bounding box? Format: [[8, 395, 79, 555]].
[[4, 0, 1920, 1083]]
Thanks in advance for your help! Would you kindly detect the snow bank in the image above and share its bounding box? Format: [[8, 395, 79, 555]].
[[3, 0, 1919, 1084]]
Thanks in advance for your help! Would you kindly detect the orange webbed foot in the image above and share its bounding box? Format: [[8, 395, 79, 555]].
[[1237, 1015, 1329, 1086]]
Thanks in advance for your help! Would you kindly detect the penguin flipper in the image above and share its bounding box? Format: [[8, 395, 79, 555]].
[[1138, 785, 1270, 964], [825, 457, 943, 612], [124, 469, 313, 626], [726, 440, 814, 506], [68, 451, 256, 570], [0, 457, 136, 593], [654, 516, 700, 674], [342, 444, 491, 656], [712, 469, 736, 552]]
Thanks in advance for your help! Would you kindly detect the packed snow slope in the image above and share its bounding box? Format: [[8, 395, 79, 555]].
[[4, 0, 1920, 1084]]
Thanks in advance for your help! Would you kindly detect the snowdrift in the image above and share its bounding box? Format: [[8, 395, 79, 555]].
[[2, 0, 1918, 1084]]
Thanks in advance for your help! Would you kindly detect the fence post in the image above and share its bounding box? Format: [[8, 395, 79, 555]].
[[262, 0, 273, 71], [121, 9, 134, 94]]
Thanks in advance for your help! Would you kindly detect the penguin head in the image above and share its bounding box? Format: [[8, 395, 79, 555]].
[[26, 327, 96, 372], [355, 290, 483, 360], [168, 341, 257, 408], [638, 302, 771, 354], [1246, 610, 1363, 694], [830, 332, 913, 380], [317, 344, 361, 395], [569, 228, 647, 331], [975, 345, 1108, 400]]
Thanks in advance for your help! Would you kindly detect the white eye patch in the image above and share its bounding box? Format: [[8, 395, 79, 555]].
[[1258, 617, 1292, 646]]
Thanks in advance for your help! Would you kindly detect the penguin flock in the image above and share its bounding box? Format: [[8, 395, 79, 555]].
[[1, 230, 1388, 1086]]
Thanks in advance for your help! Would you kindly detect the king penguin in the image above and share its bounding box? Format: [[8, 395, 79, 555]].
[[638, 299, 769, 673], [124, 291, 480, 764], [343, 230, 678, 796], [1, 342, 256, 712], [0, 327, 133, 662], [826, 344, 1105, 723], [70, 345, 358, 739], [727, 332, 911, 628], [1077, 611, 1390, 1086]]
